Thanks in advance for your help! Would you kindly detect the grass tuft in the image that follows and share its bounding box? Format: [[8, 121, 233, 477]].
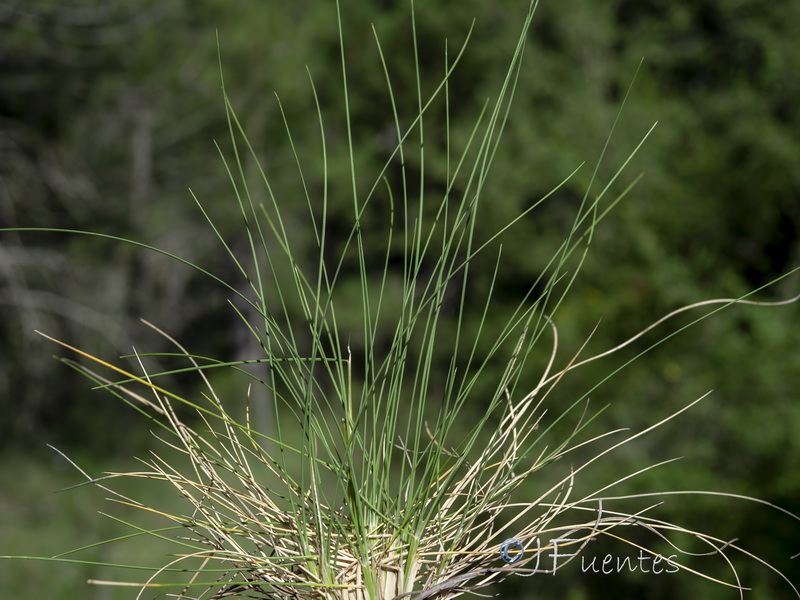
[[3, 1, 799, 599]]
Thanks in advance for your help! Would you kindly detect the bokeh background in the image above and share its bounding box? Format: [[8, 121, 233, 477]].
[[1, 1, 799, 598]]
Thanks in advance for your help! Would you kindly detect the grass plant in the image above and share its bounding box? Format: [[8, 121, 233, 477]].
[[3, 1, 799, 599]]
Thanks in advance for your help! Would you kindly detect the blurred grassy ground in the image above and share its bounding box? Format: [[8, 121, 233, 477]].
[[0, 448, 191, 600]]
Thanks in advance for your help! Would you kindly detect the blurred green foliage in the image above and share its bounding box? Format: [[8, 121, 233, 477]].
[[1, 1, 798, 598]]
